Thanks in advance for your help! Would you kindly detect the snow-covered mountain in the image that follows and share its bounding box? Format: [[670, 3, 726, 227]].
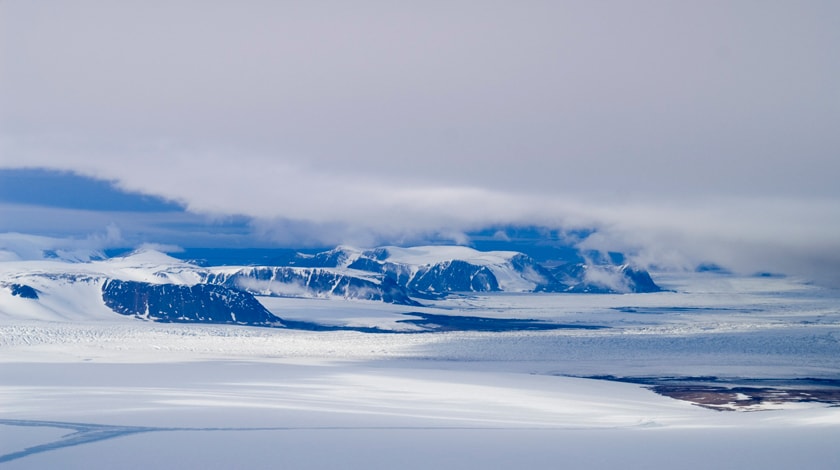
[[280, 245, 661, 295], [0, 245, 661, 327], [201, 266, 420, 306], [0, 251, 278, 325]]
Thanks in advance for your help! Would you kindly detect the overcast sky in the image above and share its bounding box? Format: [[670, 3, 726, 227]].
[[1, 1, 839, 283]]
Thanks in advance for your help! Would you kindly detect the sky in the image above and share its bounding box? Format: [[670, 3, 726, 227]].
[[1, 1, 839, 284]]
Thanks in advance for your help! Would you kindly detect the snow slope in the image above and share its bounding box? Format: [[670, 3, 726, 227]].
[[0, 251, 266, 325], [1, 330, 839, 468]]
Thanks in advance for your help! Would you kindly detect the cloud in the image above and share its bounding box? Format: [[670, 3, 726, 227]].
[[0, 199, 255, 250], [576, 197, 840, 286], [135, 243, 184, 254], [1, 1, 839, 284], [0, 226, 124, 261], [3, 2, 838, 199]]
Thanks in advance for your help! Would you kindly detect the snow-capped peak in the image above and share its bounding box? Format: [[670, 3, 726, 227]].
[[375, 245, 519, 267]]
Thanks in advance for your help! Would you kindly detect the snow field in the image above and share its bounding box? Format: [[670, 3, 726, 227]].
[[1, 267, 839, 468]]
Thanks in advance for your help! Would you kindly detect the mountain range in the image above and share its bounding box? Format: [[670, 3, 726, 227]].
[[0, 245, 660, 328]]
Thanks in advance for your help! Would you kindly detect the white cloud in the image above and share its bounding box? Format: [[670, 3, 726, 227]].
[[0, 227, 124, 261], [136, 243, 184, 254]]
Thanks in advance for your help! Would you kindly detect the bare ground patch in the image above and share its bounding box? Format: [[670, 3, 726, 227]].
[[650, 384, 840, 411], [576, 376, 840, 411]]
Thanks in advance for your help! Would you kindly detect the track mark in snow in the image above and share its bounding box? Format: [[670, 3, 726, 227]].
[[0, 418, 619, 464], [0, 420, 156, 464]]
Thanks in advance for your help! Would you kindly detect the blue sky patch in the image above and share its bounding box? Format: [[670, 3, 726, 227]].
[[0, 169, 184, 212]]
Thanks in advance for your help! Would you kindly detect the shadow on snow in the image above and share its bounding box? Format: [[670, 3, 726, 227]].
[[282, 312, 606, 333]]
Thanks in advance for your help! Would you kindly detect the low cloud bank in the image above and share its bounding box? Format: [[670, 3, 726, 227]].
[[0, 226, 123, 262], [2, 158, 838, 286]]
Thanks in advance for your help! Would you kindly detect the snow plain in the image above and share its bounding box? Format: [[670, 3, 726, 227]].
[[1, 269, 840, 469]]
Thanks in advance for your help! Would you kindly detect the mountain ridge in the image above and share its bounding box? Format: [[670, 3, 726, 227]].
[[1, 245, 661, 328]]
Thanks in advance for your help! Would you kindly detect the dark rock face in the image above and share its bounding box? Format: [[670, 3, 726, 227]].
[[284, 247, 663, 295], [548, 263, 662, 293], [202, 267, 421, 306], [409, 260, 499, 292], [548, 263, 615, 293], [9, 284, 39, 299], [101, 279, 281, 325], [288, 247, 353, 268], [193, 246, 661, 303], [346, 249, 662, 294], [349, 255, 502, 293], [620, 266, 662, 293], [350, 251, 507, 293], [508, 254, 568, 292], [348, 257, 415, 287]]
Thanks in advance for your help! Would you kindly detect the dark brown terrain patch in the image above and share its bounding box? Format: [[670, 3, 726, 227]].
[[650, 385, 840, 411], [574, 375, 840, 411]]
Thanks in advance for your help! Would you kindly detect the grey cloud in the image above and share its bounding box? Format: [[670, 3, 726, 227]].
[[577, 197, 840, 286], [2, 1, 839, 283], [3, 1, 838, 197]]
